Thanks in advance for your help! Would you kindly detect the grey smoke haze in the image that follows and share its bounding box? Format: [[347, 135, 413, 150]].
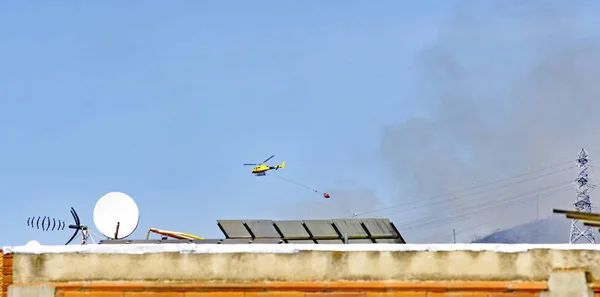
[[381, 1, 600, 242], [472, 217, 573, 244], [274, 1, 600, 243]]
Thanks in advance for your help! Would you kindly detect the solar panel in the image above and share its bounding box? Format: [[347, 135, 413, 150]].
[[221, 239, 251, 244], [251, 238, 283, 244], [244, 220, 281, 238], [274, 220, 311, 239], [389, 222, 406, 243], [303, 220, 339, 239], [374, 238, 403, 243], [285, 239, 315, 244], [316, 239, 344, 244], [348, 239, 373, 244], [217, 220, 252, 238], [331, 219, 369, 239], [361, 218, 396, 238]]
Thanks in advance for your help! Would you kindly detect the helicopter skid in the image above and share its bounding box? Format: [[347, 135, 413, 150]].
[[255, 172, 266, 176]]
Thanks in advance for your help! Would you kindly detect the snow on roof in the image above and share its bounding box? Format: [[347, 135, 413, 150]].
[[4, 243, 600, 254]]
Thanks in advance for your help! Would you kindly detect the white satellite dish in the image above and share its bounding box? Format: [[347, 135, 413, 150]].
[[93, 192, 140, 239], [26, 240, 40, 246]]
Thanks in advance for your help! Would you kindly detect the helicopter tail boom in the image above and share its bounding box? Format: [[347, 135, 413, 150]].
[[269, 161, 285, 170]]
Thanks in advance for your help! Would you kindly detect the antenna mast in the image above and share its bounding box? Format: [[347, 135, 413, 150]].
[[569, 148, 595, 243]]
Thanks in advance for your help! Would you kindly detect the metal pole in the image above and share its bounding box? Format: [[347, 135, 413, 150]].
[[344, 233, 348, 244], [453, 228, 456, 243]]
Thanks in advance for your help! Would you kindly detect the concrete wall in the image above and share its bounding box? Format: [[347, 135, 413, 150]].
[[3, 244, 600, 297]]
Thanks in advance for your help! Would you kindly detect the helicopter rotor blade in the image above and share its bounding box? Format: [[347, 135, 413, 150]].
[[262, 155, 275, 164], [243, 163, 258, 166]]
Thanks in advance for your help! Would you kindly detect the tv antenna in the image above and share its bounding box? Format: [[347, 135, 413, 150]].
[[26, 207, 92, 245], [66, 207, 91, 245], [93, 192, 140, 240]]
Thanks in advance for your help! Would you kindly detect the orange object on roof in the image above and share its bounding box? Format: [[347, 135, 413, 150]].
[[146, 228, 204, 240]]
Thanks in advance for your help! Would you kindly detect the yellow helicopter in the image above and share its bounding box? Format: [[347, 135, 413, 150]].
[[243, 154, 285, 176]]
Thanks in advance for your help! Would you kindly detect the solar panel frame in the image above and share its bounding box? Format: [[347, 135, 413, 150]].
[[361, 218, 397, 238], [315, 239, 344, 244], [285, 239, 316, 244], [244, 220, 281, 238], [251, 238, 283, 244], [273, 220, 311, 239], [221, 238, 252, 244], [331, 219, 369, 239], [217, 220, 253, 239], [389, 222, 407, 243], [347, 239, 373, 244], [303, 220, 340, 239], [374, 238, 403, 243]]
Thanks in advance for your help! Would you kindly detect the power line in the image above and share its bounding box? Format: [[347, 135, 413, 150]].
[[402, 188, 571, 243], [353, 160, 575, 217], [400, 182, 570, 230], [399, 182, 572, 231], [401, 186, 571, 236], [392, 180, 571, 226], [363, 166, 574, 219], [421, 187, 570, 242]]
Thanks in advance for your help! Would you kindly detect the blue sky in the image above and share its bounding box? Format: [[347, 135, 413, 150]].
[[3, 1, 598, 246], [0, 1, 460, 245]]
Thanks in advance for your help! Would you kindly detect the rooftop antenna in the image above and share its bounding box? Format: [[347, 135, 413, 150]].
[[66, 207, 90, 245], [93, 192, 139, 240], [569, 148, 595, 243], [26, 208, 90, 245]]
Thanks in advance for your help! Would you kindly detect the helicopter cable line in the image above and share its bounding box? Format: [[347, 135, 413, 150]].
[[267, 173, 318, 193]]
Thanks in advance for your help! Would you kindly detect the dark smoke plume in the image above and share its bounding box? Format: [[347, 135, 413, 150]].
[[381, 1, 600, 242]]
